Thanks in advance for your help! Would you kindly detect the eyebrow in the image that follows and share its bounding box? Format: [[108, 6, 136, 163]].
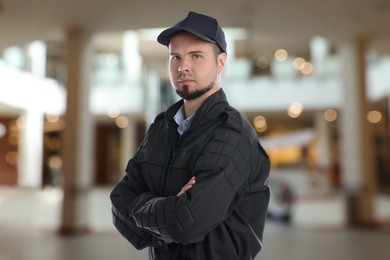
[[169, 50, 205, 56]]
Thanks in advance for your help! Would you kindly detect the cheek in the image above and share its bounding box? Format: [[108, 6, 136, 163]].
[[169, 69, 178, 87], [168, 62, 179, 74], [169, 64, 178, 77], [201, 64, 218, 79], [169, 62, 174, 72], [169, 73, 176, 87]]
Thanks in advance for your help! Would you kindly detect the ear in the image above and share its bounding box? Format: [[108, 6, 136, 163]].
[[217, 52, 227, 71]]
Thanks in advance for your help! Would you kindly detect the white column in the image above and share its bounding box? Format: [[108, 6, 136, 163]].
[[17, 109, 44, 188], [310, 36, 329, 79], [120, 117, 137, 173], [340, 40, 365, 190], [27, 41, 47, 78], [123, 31, 142, 85], [60, 27, 94, 234], [145, 68, 161, 127], [339, 38, 376, 225], [17, 41, 47, 188], [314, 111, 331, 171]]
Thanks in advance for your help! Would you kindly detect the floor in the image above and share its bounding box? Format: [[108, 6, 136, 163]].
[[1, 170, 390, 260]]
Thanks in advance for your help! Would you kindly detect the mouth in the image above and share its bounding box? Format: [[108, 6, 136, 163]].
[[178, 78, 194, 85]]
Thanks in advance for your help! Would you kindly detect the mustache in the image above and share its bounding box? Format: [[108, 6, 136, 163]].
[[176, 73, 195, 80]]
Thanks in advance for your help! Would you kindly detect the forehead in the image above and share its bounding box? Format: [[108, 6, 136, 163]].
[[168, 32, 214, 52]]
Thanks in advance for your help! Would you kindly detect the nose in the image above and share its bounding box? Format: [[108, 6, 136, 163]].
[[178, 59, 189, 72]]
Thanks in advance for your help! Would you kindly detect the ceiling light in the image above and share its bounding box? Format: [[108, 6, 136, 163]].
[[116, 116, 129, 128], [293, 57, 305, 70], [253, 116, 267, 132], [300, 62, 314, 75], [274, 49, 288, 62], [107, 106, 120, 118], [323, 109, 337, 122], [367, 110, 382, 123], [288, 102, 303, 118]]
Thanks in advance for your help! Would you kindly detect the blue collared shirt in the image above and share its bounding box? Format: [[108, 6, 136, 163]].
[[173, 105, 195, 135]]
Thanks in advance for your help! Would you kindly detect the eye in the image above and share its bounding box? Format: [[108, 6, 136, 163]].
[[192, 54, 201, 59], [170, 55, 180, 61]]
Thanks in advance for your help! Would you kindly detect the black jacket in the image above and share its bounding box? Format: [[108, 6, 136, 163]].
[[110, 89, 270, 260]]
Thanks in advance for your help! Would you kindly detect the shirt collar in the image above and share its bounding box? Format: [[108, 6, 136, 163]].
[[173, 105, 195, 135], [173, 105, 186, 125]]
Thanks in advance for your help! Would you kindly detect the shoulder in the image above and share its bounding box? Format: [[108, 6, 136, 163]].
[[222, 107, 258, 144], [222, 107, 242, 132], [154, 111, 166, 123]]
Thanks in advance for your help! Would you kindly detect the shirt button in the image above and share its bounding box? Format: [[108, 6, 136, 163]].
[[157, 240, 163, 247]]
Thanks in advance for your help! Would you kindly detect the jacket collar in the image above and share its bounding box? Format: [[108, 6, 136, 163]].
[[166, 89, 229, 125]]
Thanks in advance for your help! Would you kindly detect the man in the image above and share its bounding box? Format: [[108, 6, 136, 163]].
[[110, 11, 270, 260]]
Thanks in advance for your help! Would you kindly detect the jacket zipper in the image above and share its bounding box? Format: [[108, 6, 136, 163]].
[[161, 125, 183, 195]]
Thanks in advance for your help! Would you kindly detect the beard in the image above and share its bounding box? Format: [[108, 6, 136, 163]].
[[175, 80, 216, 100]]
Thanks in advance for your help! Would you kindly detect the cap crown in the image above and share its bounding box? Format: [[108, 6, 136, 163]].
[[157, 11, 227, 53]]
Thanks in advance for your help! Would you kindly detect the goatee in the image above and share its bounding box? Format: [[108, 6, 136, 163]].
[[176, 81, 215, 100]]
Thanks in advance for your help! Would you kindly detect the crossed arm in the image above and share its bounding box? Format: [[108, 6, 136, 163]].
[[111, 131, 269, 247]]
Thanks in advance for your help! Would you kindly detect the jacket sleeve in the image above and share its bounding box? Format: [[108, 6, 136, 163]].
[[129, 128, 270, 245], [110, 159, 154, 249]]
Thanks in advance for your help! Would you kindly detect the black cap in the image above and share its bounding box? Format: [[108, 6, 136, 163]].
[[157, 11, 227, 53]]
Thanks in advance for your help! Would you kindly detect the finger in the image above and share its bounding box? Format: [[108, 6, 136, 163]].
[[189, 176, 196, 184], [177, 177, 196, 197], [177, 184, 193, 197]]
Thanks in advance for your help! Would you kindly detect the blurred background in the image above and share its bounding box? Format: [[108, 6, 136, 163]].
[[0, 0, 390, 259]]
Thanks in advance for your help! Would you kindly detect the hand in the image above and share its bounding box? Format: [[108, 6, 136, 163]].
[[177, 176, 196, 197]]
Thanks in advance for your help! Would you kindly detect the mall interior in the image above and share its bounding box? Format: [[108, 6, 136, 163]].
[[0, 1, 390, 259]]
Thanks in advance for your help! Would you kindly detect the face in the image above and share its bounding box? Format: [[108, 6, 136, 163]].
[[168, 32, 226, 100]]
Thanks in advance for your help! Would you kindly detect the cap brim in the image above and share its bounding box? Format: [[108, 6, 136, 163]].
[[157, 27, 216, 47]]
